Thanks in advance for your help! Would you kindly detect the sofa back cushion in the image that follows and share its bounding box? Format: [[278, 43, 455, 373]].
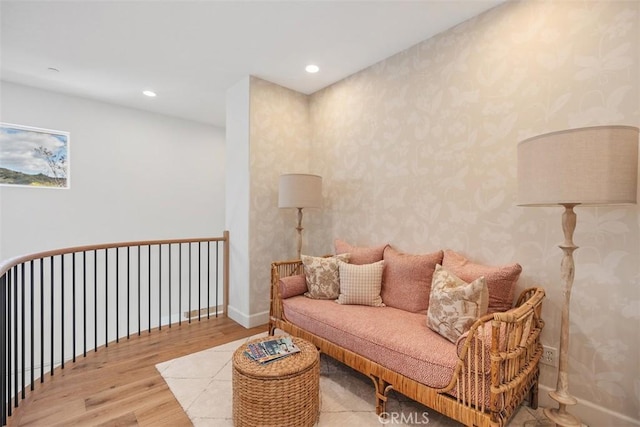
[[442, 250, 521, 313], [334, 239, 388, 265], [336, 260, 385, 306], [381, 246, 443, 313]]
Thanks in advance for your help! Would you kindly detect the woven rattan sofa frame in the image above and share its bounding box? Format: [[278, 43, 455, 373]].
[[269, 260, 545, 427]]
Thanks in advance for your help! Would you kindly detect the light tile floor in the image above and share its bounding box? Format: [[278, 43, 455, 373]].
[[156, 333, 551, 426]]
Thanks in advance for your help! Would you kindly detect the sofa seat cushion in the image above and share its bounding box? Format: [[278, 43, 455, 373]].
[[283, 296, 458, 389]]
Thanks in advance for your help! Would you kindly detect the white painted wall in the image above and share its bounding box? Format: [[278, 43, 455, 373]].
[[224, 77, 252, 326], [0, 82, 226, 261]]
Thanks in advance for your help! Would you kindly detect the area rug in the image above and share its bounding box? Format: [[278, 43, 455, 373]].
[[156, 333, 543, 426]]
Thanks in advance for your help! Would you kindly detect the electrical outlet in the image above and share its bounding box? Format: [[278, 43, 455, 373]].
[[541, 345, 558, 367]]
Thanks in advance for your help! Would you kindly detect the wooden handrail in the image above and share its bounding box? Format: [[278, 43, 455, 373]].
[[0, 236, 227, 278]]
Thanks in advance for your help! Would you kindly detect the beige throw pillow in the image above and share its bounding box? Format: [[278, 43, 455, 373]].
[[427, 264, 489, 343], [336, 260, 385, 307], [302, 254, 349, 299]]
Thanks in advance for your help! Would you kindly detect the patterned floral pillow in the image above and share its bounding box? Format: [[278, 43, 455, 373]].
[[426, 264, 489, 343], [336, 260, 385, 307], [301, 254, 350, 299]]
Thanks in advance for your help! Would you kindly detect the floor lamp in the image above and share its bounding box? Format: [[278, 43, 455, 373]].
[[517, 125, 639, 427], [278, 173, 322, 259]]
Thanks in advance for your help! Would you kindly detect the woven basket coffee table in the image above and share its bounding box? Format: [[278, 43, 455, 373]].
[[232, 336, 319, 427]]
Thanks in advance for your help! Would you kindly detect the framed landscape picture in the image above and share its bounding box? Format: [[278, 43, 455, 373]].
[[0, 123, 70, 188]]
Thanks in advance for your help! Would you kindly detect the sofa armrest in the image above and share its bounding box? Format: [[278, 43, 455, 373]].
[[269, 260, 304, 326], [448, 287, 545, 416], [489, 287, 545, 415]]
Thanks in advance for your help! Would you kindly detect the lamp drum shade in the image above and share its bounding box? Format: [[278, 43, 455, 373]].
[[517, 125, 639, 206], [278, 174, 322, 208]]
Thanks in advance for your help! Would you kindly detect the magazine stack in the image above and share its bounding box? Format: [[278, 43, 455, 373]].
[[244, 337, 301, 364]]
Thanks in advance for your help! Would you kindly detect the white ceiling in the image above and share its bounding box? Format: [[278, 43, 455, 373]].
[[0, 1, 505, 128]]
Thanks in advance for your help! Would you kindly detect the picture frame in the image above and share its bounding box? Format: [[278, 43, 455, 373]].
[[0, 123, 70, 189]]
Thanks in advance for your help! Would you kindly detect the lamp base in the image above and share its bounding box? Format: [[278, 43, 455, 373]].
[[543, 407, 581, 427], [523, 419, 555, 427], [522, 408, 582, 427]]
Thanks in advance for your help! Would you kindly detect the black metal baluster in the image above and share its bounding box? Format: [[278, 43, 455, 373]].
[[49, 257, 54, 376], [179, 244, 182, 326], [13, 266, 18, 403], [94, 250, 97, 352], [21, 264, 25, 399], [72, 253, 76, 363], [61, 255, 64, 369], [127, 247, 131, 340], [29, 261, 34, 389], [40, 258, 44, 380], [198, 242, 201, 322], [1, 274, 7, 424], [138, 246, 141, 336], [158, 245, 162, 330], [188, 243, 192, 324], [7, 269, 12, 415], [83, 252, 86, 357], [168, 245, 172, 328], [105, 249, 108, 347], [116, 248, 119, 343], [215, 242, 219, 317], [207, 242, 210, 319], [148, 245, 151, 333]]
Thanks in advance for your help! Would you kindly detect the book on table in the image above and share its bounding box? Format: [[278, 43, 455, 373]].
[[244, 337, 301, 364]]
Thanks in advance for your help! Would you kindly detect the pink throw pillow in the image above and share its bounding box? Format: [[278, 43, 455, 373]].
[[381, 246, 443, 313], [441, 250, 521, 313], [278, 274, 307, 299], [334, 239, 388, 265]]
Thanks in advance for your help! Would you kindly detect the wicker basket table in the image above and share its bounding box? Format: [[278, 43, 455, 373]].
[[232, 336, 320, 427]]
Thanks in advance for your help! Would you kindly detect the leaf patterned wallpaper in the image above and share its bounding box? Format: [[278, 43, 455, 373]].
[[249, 77, 315, 314], [246, 0, 639, 421]]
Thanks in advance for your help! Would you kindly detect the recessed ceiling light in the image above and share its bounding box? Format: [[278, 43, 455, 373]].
[[143, 90, 157, 97], [305, 64, 319, 74]]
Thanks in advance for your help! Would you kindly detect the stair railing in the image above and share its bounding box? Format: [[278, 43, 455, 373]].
[[0, 231, 229, 425]]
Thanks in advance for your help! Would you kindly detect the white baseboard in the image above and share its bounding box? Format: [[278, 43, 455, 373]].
[[226, 305, 269, 328], [538, 385, 640, 427]]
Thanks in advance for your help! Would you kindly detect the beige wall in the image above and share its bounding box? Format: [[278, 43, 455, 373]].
[[248, 77, 318, 315], [247, 0, 639, 423]]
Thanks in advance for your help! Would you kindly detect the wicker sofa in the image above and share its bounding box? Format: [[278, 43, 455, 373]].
[[268, 242, 545, 427]]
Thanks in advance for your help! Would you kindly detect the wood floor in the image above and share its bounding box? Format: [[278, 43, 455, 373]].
[[5, 317, 266, 427]]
